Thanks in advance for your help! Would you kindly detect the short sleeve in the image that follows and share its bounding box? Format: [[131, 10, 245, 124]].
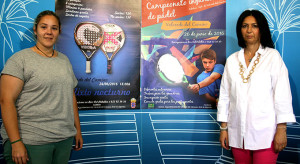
[[72, 71, 78, 88], [62, 53, 78, 88], [1, 54, 25, 81], [213, 64, 224, 75]]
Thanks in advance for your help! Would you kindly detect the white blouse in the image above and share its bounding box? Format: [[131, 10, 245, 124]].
[[217, 45, 296, 150]]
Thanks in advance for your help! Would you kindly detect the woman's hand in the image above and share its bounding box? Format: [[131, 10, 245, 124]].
[[72, 92, 83, 151], [74, 132, 83, 151], [219, 130, 230, 150], [273, 125, 287, 153], [0, 75, 27, 163], [11, 141, 29, 164]]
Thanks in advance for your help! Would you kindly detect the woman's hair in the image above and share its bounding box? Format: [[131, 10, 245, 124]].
[[34, 10, 61, 33], [236, 9, 274, 48]]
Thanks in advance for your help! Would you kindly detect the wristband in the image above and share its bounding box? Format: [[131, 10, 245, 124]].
[[197, 83, 200, 89], [10, 138, 22, 145], [220, 126, 228, 131]]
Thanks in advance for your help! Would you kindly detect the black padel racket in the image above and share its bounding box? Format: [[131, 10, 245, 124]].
[[74, 22, 103, 73]]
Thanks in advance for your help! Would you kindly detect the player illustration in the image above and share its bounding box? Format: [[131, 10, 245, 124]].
[[189, 49, 224, 104]]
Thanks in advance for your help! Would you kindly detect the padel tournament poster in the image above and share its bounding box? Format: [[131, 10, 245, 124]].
[[55, 0, 141, 109], [141, 0, 226, 109]]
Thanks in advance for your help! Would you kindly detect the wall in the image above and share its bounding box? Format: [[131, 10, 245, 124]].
[[0, 0, 299, 163]]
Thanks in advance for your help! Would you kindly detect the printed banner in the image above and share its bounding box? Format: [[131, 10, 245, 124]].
[[55, 0, 141, 109], [141, 0, 226, 109]]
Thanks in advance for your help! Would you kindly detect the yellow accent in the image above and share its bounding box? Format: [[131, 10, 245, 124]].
[[161, 21, 211, 30]]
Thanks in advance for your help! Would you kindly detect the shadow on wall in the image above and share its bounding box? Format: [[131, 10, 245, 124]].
[[290, 76, 299, 116]]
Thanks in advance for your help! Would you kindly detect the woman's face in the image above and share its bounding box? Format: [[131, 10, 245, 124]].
[[34, 15, 60, 48], [241, 16, 261, 46]]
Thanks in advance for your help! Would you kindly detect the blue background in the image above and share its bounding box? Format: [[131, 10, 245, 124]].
[[0, 0, 300, 163]]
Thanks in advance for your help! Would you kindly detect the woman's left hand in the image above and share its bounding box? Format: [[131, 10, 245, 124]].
[[273, 126, 287, 153], [74, 132, 83, 151]]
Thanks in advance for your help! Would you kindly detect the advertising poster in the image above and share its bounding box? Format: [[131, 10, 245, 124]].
[[141, 0, 226, 109], [55, 0, 141, 109]]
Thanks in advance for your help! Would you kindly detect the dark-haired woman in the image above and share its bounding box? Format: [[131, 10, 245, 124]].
[[217, 10, 296, 163], [0, 10, 83, 164]]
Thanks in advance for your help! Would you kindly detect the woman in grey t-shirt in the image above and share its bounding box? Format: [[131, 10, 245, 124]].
[[0, 10, 83, 164]]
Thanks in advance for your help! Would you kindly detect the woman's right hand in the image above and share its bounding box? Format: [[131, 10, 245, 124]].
[[219, 130, 230, 150], [11, 141, 29, 164]]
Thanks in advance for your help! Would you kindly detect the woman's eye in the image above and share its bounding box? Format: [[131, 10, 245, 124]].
[[242, 24, 247, 28]]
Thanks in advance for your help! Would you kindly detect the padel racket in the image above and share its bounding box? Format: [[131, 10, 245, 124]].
[[100, 23, 125, 74], [157, 54, 190, 86], [74, 22, 103, 73]]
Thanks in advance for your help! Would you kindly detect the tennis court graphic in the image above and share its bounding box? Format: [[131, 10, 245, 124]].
[[69, 112, 300, 164], [149, 112, 233, 164], [0, 113, 299, 163], [69, 113, 141, 164]]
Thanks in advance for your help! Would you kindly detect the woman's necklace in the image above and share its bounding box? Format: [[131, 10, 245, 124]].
[[245, 52, 254, 62], [35, 45, 54, 58], [248, 57, 253, 62], [239, 53, 261, 83]]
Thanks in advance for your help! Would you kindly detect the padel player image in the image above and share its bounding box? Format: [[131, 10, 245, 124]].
[[189, 49, 224, 104]]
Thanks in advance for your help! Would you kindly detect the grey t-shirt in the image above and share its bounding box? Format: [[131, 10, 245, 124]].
[[1, 48, 78, 145]]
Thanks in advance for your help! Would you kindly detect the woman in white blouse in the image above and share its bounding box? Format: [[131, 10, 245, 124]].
[[217, 10, 296, 163]]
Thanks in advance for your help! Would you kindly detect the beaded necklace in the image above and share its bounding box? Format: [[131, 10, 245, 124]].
[[239, 53, 261, 83]]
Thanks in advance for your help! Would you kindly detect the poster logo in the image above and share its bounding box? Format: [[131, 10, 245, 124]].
[[131, 98, 137, 108], [148, 103, 154, 108]]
